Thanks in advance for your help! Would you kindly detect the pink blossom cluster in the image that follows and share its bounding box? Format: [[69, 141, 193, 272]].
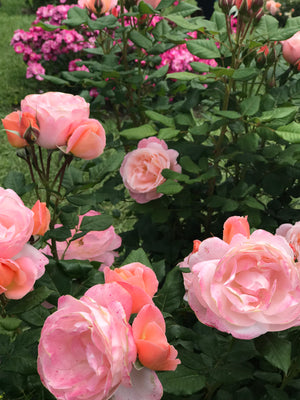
[[158, 32, 217, 73], [11, 4, 97, 80]]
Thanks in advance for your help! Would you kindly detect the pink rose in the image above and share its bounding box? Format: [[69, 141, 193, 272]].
[[276, 221, 300, 261], [104, 262, 159, 313], [185, 230, 300, 339], [0, 188, 34, 258], [65, 118, 106, 160], [0, 244, 48, 299], [120, 137, 181, 204], [31, 200, 51, 236], [42, 210, 121, 268], [21, 92, 90, 149], [38, 283, 137, 400], [281, 31, 300, 67], [132, 304, 180, 371]]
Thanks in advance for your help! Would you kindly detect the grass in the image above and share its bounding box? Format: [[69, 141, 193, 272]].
[[0, 0, 39, 185]]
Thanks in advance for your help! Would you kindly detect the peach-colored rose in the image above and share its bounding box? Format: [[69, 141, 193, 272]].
[[0, 244, 48, 299], [223, 215, 250, 244], [42, 210, 121, 268], [132, 304, 180, 371], [104, 262, 159, 313], [38, 283, 137, 400], [1, 111, 39, 148], [276, 221, 300, 261], [281, 31, 300, 67], [0, 188, 34, 258], [78, 0, 117, 14], [65, 118, 106, 160], [120, 137, 181, 204], [185, 230, 300, 339], [31, 200, 51, 236], [266, 0, 281, 15], [21, 92, 90, 149]]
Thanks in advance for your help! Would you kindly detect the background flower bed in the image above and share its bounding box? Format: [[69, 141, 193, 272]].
[[0, 0, 300, 399]]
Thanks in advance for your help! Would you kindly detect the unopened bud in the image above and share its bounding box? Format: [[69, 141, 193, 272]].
[[218, 0, 235, 13]]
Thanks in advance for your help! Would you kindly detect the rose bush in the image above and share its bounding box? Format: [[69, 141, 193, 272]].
[[120, 137, 181, 204]]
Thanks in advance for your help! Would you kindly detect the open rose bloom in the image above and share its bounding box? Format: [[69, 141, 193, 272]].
[[181, 217, 300, 339], [38, 283, 172, 400], [120, 137, 181, 204], [0, 188, 48, 299]]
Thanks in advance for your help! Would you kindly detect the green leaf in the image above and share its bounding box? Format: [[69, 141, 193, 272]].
[[21, 306, 51, 327], [59, 260, 94, 278], [260, 107, 298, 122], [146, 64, 169, 80], [42, 74, 69, 85], [187, 39, 221, 59], [120, 124, 157, 140], [154, 266, 184, 313], [255, 333, 291, 374], [122, 248, 152, 268], [232, 67, 259, 81], [63, 6, 88, 26], [180, 156, 201, 174], [145, 110, 175, 127], [254, 15, 279, 41], [80, 214, 113, 231], [243, 197, 265, 211], [35, 22, 68, 31], [43, 226, 71, 241], [6, 287, 53, 314], [167, 72, 200, 81], [241, 96, 261, 116], [190, 61, 210, 73], [62, 166, 84, 191], [3, 171, 28, 196], [158, 128, 180, 140], [156, 180, 183, 194], [165, 14, 205, 30], [275, 122, 300, 143], [168, 1, 199, 16], [157, 365, 205, 395], [0, 317, 22, 331], [161, 169, 190, 182], [129, 30, 153, 51], [214, 110, 242, 119]]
